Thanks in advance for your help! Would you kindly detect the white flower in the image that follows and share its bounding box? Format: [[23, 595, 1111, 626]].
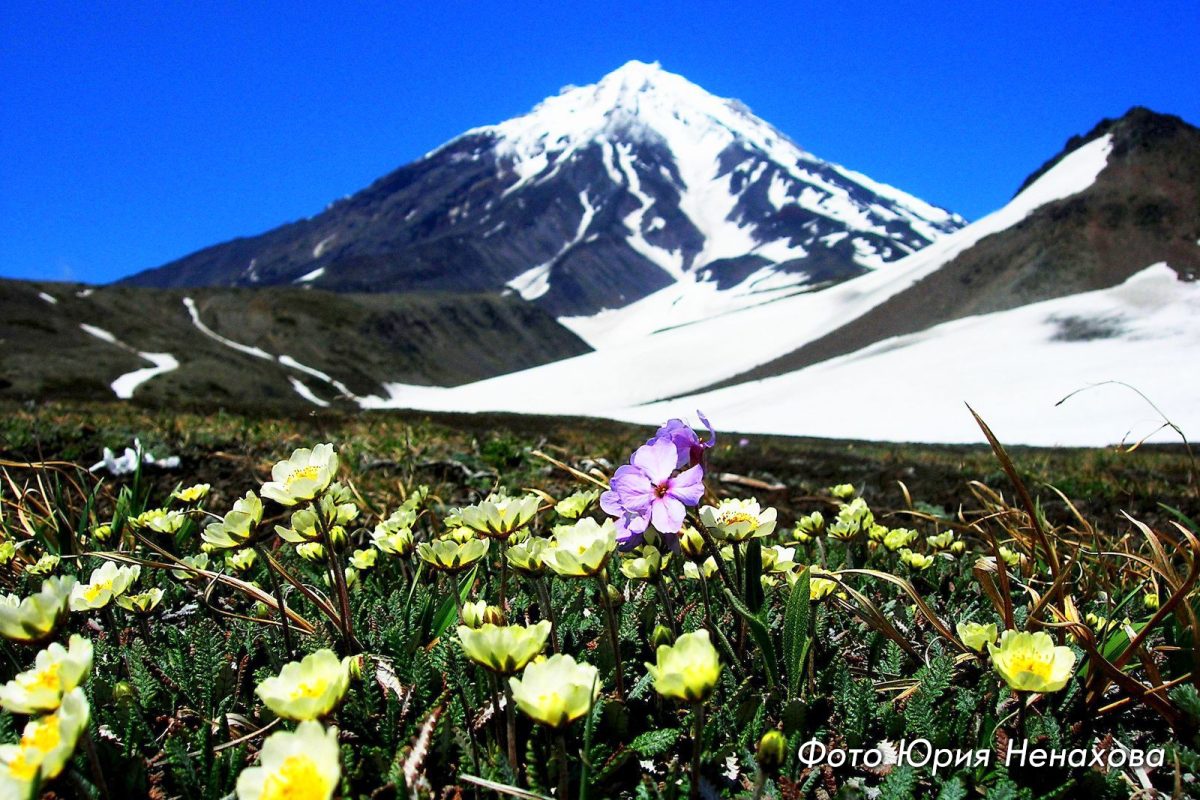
[[0, 635, 93, 714], [235, 721, 340, 800], [699, 498, 777, 542], [69, 561, 140, 611], [260, 444, 339, 506]]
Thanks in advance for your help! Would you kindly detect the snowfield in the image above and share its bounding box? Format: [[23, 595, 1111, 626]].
[[354, 131, 1192, 447]]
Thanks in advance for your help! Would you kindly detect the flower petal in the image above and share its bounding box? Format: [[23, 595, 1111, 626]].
[[667, 465, 705, 505], [651, 497, 685, 534], [631, 439, 678, 484]]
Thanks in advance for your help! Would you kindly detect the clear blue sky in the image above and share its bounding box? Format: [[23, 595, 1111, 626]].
[[2, 1, 1197, 284]]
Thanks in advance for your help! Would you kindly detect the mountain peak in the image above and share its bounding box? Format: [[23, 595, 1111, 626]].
[[1015, 106, 1198, 196]]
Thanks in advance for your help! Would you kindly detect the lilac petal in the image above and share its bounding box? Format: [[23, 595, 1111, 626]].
[[631, 439, 678, 484], [600, 489, 624, 516], [697, 410, 716, 447], [609, 465, 655, 511], [667, 464, 706, 506], [651, 497, 685, 534], [615, 512, 649, 549]]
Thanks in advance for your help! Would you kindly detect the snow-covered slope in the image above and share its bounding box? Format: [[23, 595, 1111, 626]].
[[359, 130, 1115, 418], [123, 61, 963, 318], [634, 263, 1200, 447]]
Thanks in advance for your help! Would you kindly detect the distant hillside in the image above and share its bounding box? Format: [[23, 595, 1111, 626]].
[[0, 281, 589, 409]]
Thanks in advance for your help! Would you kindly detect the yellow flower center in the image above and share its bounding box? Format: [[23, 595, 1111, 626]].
[[6, 748, 41, 781], [1006, 653, 1053, 681], [21, 715, 61, 754], [260, 755, 326, 800], [285, 466, 321, 488], [289, 678, 328, 700], [719, 511, 758, 528], [24, 662, 62, 694], [84, 581, 113, 602]]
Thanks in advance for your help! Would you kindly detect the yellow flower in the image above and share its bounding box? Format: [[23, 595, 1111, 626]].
[[296, 542, 326, 562], [828, 498, 874, 541], [956, 621, 998, 653], [460, 600, 488, 629], [682, 557, 718, 581], [70, 562, 141, 612], [763, 545, 796, 575], [0, 577, 75, 644], [882, 528, 918, 551], [460, 493, 540, 539], [1143, 593, 1160, 611], [116, 588, 164, 615], [416, 537, 489, 575], [349, 549, 377, 571], [926, 532, 955, 551], [0, 542, 14, 567], [989, 630, 1076, 693], [171, 553, 210, 581], [133, 507, 187, 534], [203, 491, 264, 549], [997, 546, 1021, 568], [790, 511, 824, 543], [829, 483, 857, 500], [949, 541, 967, 555], [457, 621, 552, 675], [619, 545, 666, 581], [699, 498, 777, 542], [260, 443, 339, 506], [554, 490, 599, 520], [0, 687, 89, 793], [256, 649, 351, 721], [235, 720, 340, 800], [899, 549, 934, 570], [226, 549, 258, 573], [545, 518, 616, 578], [172, 483, 211, 503], [26, 554, 59, 576], [371, 526, 414, 557], [0, 635, 93, 714], [792, 565, 837, 601], [646, 630, 721, 703], [275, 507, 321, 544], [509, 654, 599, 728], [679, 525, 707, 559], [506, 537, 551, 577]]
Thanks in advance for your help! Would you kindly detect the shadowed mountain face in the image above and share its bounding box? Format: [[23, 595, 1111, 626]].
[[700, 107, 1200, 391], [0, 281, 590, 409], [121, 61, 963, 317]]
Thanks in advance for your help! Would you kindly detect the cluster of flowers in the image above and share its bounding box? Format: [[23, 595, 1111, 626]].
[[0, 616, 93, 797]]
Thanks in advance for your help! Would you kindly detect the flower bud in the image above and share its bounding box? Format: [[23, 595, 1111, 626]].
[[1143, 592, 1160, 611], [113, 681, 135, 705], [650, 624, 674, 651], [483, 605, 507, 626], [756, 730, 787, 772], [679, 526, 706, 560], [93, 523, 114, 543], [606, 583, 623, 606], [348, 654, 367, 682], [297, 542, 326, 562]]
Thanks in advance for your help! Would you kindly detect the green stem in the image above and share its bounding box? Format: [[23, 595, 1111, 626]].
[[256, 544, 293, 656], [316, 510, 356, 653], [597, 573, 626, 701], [536, 577, 560, 653], [556, 729, 571, 800], [690, 703, 705, 800], [656, 576, 678, 636], [504, 679, 519, 778], [698, 572, 742, 678]]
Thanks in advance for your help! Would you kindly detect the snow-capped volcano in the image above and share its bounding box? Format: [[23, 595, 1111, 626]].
[[123, 61, 964, 317]]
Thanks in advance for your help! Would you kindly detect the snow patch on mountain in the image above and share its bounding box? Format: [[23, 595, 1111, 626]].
[[635, 263, 1199, 446], [357, 130, 1122, 445], [79, 324, 179, 399]]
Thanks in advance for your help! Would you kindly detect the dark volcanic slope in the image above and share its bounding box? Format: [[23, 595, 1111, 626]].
[[119, 62, 962, 317], [0, 282, 589, 409], [700, 107, 1200, 392]]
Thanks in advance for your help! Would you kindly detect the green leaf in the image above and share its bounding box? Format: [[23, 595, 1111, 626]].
[[721, 585, 778, 689], [743, 539, 764, 612], [783, 567, 811, 699], [628, 728, 681, 757], [431, 566, 478, 640]]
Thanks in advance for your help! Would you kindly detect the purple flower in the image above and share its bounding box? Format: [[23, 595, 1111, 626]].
[[601, 438, 705, 547], [647, 411, 716, 470]]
